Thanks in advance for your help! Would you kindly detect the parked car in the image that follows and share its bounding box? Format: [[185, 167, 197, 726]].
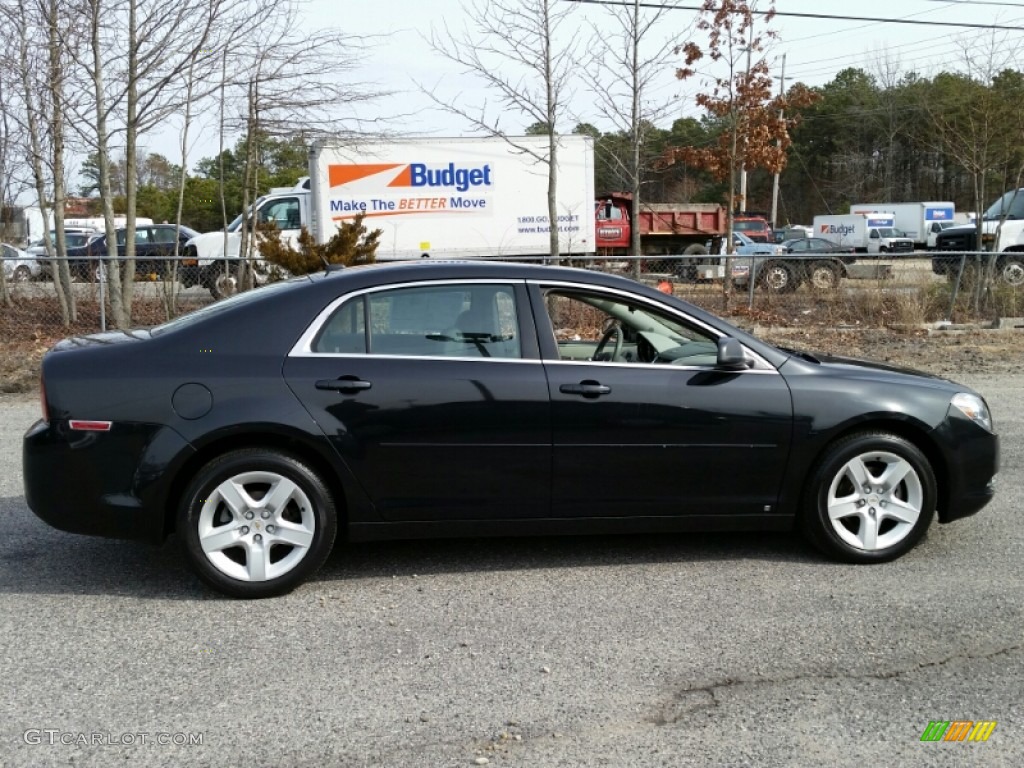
[[732, 236, 857, 292], [66, 224, 201, 282], [28, 231, 99, 280], [24, 261, 998, 598], [26, 229, 99, 256], [781, 236, 857, 258], [2, 243, 42, 282]]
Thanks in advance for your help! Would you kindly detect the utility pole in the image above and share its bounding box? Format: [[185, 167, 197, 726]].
[[738, 40, 753, 213], [770, 54, 786, 228]]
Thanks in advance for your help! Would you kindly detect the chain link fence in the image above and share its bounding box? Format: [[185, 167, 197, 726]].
[[2, 252, 1022, 344]]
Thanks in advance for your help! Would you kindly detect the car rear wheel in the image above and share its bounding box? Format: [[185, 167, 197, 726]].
[[12, 264, 31, 282], [801, 432, 936, 563], [178, 449, 338, 598]]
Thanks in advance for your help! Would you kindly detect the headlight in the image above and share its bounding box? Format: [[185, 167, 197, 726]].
[[951, 392, 993, 432]]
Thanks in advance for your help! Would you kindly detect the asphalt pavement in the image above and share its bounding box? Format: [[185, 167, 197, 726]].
[[0, 374, 1020, 767]]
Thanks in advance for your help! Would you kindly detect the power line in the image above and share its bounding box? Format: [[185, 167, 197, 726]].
[[923, 0, 1024, 7], [565, 0, 1024, 30]]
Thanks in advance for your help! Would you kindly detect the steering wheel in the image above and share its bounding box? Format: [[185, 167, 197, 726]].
[[593, 324, 623, 362]]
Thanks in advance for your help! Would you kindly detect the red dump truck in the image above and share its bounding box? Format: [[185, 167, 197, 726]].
[[595, 192, 728, 279]]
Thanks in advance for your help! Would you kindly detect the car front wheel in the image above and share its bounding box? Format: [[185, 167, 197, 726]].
[[801, 432, 936, 563], [178, 449, 338, 598]]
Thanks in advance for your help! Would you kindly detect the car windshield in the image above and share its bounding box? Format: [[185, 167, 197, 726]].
[[876, 228, 898, 237], [225, 198, 266, 233], [982, 189, 1024, 221], [734, 220, 766, 232]]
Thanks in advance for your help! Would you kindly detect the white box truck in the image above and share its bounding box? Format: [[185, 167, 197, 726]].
[[813, 213, 914, 254], [849, 202, 955, 248], [186, 135, 596, 296], [932, 189, 1024, 285]]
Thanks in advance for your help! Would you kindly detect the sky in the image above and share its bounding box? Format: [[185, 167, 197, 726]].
[[148, 0, 1024, 172]]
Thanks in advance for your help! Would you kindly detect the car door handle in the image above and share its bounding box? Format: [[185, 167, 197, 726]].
[[560, 381, 611, 398], [315, 376, 372, 393]]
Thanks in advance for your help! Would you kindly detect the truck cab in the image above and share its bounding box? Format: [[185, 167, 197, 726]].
[[932, 189, 1024, 285], [184, 181, 311, 297], [867, 227, 914, 254]]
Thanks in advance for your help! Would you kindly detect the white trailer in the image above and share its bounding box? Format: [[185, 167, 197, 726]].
[[813, 213, 914, 254], [849, 202, 955, 248], [186, 135, 597, 296], [309, 135, 595, 259]]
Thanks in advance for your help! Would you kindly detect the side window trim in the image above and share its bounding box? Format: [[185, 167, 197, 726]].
[[291, 278, 538, 360]]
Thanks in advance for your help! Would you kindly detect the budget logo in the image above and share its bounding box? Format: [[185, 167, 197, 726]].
[[920, 720, 997, 742], [328, 163, 493, 192]]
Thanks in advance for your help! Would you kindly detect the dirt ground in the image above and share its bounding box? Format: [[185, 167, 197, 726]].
[[755, 324, 1024, 376]]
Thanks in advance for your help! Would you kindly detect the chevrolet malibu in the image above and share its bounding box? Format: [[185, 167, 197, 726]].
[[23, 261, 998, 598]]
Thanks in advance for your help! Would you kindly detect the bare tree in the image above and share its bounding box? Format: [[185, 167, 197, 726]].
[[121, 0, 244, 321], [220, 0, 376, 294], [1, 0, 77, 323], [581, 0, 686, 262], [424, 0, 581, 261]]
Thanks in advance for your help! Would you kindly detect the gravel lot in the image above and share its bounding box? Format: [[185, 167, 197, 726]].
[[0, 375, 1020, 767]]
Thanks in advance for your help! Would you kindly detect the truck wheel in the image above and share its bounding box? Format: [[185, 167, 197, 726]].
[[208, 269, 239, 300], [808, 260, 841, 291], [12, 264, 31, 282], [683, 243, 708, 256], [998, 256, 1024, 286], [758, 260, 798, 293]]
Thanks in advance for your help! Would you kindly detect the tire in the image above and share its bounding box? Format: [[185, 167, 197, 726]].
[[758, 260, 798, 293], [177, 448, 338, 598], [683, 243, 708, 256], [800, 432, 936, 563], [807, 260, 840, 291], [208, 267, 239, 300], [998, 255, 1024, 286], [12, 264, 31, 282]]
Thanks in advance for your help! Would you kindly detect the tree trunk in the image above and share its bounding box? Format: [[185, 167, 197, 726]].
[[121, 0, 139, 323]]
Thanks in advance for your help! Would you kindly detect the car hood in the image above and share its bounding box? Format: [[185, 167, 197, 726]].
[[816, 352, 939, 379], [779, 347, 962, 390]]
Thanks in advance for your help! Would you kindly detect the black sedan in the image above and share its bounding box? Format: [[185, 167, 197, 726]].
[[23, 261, 998, 598], [780, 237, 857, 258], [66, 224, 200, 282]]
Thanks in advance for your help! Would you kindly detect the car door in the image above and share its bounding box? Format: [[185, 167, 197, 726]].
[[532, 282, 794, 519], [131, 227, 157, 277], [283, 280, 552, 522], [148, 226, 182, 277]]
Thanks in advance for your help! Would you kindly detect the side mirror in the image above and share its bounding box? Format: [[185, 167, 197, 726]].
[[716, 337, 750, 370]]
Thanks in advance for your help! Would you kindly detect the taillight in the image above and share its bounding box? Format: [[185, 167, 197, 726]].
[[68, 420, 113, 431], [40, 374, 48, 422]]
